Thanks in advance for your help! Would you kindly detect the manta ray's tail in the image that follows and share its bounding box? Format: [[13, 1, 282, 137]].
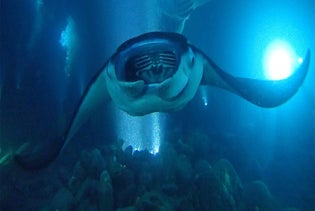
[[14, 136, 66, 170]]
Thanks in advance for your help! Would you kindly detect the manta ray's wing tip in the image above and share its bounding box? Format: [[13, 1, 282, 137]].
[[203, 47, 311, 108]]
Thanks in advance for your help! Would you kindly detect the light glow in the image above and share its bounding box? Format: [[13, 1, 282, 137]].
[[263, 40, 300, 80], [27, 0, 44, 50], [35, 0, 43, 12], [150, 113, 162, 154], [59, 16, 78, 77], [200, 86, 208, 106], [113, 107, 164, 155]]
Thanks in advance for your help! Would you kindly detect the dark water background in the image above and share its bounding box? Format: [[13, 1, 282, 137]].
[[0, 0, 314, 210]]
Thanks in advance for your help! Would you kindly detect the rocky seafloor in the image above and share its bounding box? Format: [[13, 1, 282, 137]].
[[0, 129, 300, 211]]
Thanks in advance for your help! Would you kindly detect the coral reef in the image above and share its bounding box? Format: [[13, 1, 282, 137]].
[[243, 180, 280, 210], [47, 129, 288, 210], [48, 149, 113, 210], [0, 129, 296, 210], [213, 159, 243, 210]]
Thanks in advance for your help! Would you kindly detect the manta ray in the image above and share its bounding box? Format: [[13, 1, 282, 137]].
[[15, 32, 310, 170]]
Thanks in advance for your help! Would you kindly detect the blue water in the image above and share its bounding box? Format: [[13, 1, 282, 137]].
[[1, 0, 314, 210]]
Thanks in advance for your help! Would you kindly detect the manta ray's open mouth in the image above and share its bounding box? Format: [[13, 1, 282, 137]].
[[113, 32, 188, 84], [124, 50, 178, 83]]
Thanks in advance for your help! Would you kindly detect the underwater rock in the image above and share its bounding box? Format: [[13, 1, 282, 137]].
[[74, 172, 113, 211], [79, 148, 106, 179], [110, 165, 137, 208], [131, 150, 155, 169], [194, 163, 237, 211], [65, 149, 113, 210], [74, 178, 99, 209], [115, 184, 137, 209], [137, 168, 154, 192], [182, 129, 213, 160], [177, 197, 195, 211], [243, 180, 278, 211], [99, 170, 114, 210], [123, 145, 134, 162], [173, 138, 194, 157], [50, 187, 75, 210], [213, 159, 243, 210], [116, 206, 136, 211], [194, 159, 212, 176], [158, 142, 178, 183], [284, 208, 300, 211], [174, 154, 193, 188], [161, 183, 178, 196], [69, 161, 87, 194], [107, 140, 129, 167], [135, 191, 172, 211], [69, 148, 106, 194]]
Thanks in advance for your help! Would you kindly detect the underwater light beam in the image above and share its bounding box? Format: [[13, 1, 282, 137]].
[[114, 108, 163, 155], [59, 16, 78, 77], [263, 40, 302, 80], [150, 112, 162, 154], [27, 0, 44, 50], [35, 0, 43, 12]]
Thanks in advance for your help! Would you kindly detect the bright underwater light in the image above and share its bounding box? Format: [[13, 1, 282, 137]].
[[59, 16, 78, 77], [27, 0, 44, 50], [200, 86, 208, 106], [263, 39, 302, 80], [59, 17, 76, 48], [35, 0, 43, 12]]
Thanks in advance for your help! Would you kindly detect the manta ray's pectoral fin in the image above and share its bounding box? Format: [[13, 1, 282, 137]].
[[62, 66, 111, 146], [200, 48, 311, 107], [15, 63, 111, 170]]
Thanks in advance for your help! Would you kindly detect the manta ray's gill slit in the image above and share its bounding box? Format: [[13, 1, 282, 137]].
[[125, 50, 178, 83], [160, 53, 177, 66], [134, 55, 151, 69]]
